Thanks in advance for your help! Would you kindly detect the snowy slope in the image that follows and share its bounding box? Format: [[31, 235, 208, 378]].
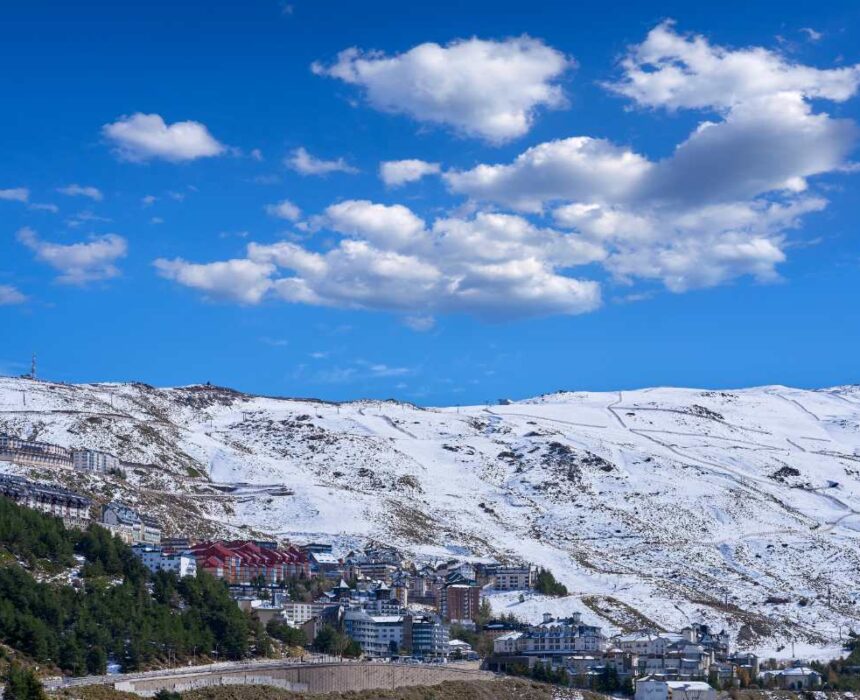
[[2, 377, 860, 656]]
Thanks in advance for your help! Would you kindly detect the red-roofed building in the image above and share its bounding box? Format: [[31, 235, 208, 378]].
[[191, 540, 309, 584]]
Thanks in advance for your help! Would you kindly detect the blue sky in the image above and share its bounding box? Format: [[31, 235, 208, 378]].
[[2, 0, 859, 404]]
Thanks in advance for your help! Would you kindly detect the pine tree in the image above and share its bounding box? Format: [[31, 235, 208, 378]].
[[2, 663, 46, 700]]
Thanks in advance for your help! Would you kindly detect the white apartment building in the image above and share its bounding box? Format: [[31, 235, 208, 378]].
[[520, 613, 606, 656], [132, 545, 197, 577], [282, 601, 325, 625], [635, 680, 716, 700], [494, 566, 536, 590], [343, 609, 404, 657], [72, 448, 120, 474], [493, 631, 524, 654]]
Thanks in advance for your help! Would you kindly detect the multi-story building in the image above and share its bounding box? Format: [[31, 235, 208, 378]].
[[72, 448, 120, 474], [0, 474, 91, 525], [309, 551, 342, 577], [282, 601, 326, 625], [301, 542, 333, 555], [512, 613, 606, 657], [0, 434, 73, 468], [101, 502, 161, 544], [191, 540, 309, 584], [343, 609, 404, 657], [493, 631, 524, 655], [403, 613, 448, 658], [161, 536, 193, 551], [131, 544, 197, 577], [615, 626, 737, 681], [493, 565, 536, 590], [440, 583, 481, 623], [635, 679, 717, 700]]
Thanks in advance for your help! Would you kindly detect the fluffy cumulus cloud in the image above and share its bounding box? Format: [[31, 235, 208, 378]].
[[58, 184, 103, 201], [103, 113, 225, 162], [154, 258, 275, 304], [313, 37, 571, 142], [156, 24, 860, 320], [0, 285, 27, 305], [556, 197, 826, 291], [286, 147, 358, 176], [606, 20, 860, 111], [17, 227, 127, 284], [0, 188, 29, 202], [320, 199, 426, 250], [379, 159, 441, 187], [445, 137, 652, 213], [265, 199, 302, 221], [440, 24, 860, 293], [156, 201, 602, 319]]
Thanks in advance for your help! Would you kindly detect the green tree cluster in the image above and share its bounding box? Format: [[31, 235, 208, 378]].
[[0, 496, 254, 675], [2, 664, 45, 700], [313, 625, 361, 658], [265, 620, 307, 647], [534, 568, 568, 597]]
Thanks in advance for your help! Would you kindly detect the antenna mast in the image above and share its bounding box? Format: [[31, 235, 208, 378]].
[[29, 353, 36, 380]]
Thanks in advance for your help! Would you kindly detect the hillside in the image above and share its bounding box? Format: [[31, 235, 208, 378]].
[[2, 376, 860, 657]]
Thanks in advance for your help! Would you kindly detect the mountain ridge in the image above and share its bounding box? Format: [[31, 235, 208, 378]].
[[2, 375, 860, 658]]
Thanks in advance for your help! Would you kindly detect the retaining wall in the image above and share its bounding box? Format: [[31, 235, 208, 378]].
[[115, 662, 494, 696]]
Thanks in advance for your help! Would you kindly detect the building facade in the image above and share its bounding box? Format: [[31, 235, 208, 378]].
[[440, 583, 481, 623], [72, 448, 120, 474], [101, 502, 161, 544], [191, 540, 309, 584], [343, 609, 404, 657], [494, 565, 536, 590], [0, 474, 91, 525], [132, 544, 197, 577], [635, 679, 717, 700], [403, 614, 448, 658]]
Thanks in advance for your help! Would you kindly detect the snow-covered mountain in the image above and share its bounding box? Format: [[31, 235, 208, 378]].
[[2, 376, 860, 657]]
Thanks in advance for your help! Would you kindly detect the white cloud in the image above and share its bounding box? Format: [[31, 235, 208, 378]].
[[29, 203, 59, 213], [800, 27, 823, 43], [445, 137, 651, 212], [313, 36, 571, 143], [153, 258, 275, 304], [643, 93, 858, 205], [379, 159, 441, 186], [17, 227, 127, 284], [557, 197, 826, 291], [286, 147, 358, 176], [265, 199, 302, 221], [321, 200, 426, 250], [0, 285, 27, 305], [155, 24, 860, 317], [0, 188, 29, 202], [66, 211, 112, 228], [438, 24, 859, 293], [159, 204, 602, 319], [260, 336, 289, 347], [606, 20, 860, 111], [58, 184, 103, 201], [103, 113, 226, 162], [311, 359, 414, 384], [403, 315, 435, 332], [142, 195, 157, 206]]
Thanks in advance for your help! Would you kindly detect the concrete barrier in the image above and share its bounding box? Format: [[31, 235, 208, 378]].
[[113, 662, 494, 697]]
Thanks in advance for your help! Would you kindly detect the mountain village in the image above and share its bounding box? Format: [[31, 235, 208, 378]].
[[0, 428, 836, 698]]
